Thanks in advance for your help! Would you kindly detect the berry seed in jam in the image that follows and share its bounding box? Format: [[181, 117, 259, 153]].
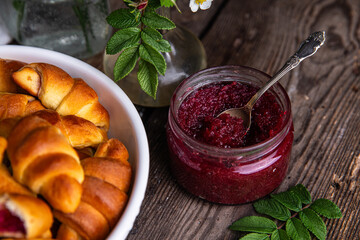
[[167, 66, 294, 204]]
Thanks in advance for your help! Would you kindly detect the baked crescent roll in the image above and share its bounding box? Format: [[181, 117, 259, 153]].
[[0, 93, 45, 120], [0, 58, 26, 93], [0, 194, 53, 239], [54, 138, 132, 240], [6, 115, 84, 213], [31, 109, 108, 148], [0, 109, 108, 148], [0, 93, 45, 138], [0, 138, 53, 239], [12, 63, 110, 131]]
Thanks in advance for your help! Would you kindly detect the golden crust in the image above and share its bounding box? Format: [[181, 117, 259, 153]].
[[0, 165, 33, 197], [23, 153, 84, 193], [54, 202, 110, 240], [12, 63, 110, 131], [81, 176, 128, 228], [55, 139, 132, 239], [32, 110, 108, 148], [41, 174, 83, 214], [81, 157, 131, 192], [0, 58, 26, 93], [8, 120, 79, 181], [94, 138, 129, 164], [56, 224, 83, 240], [7, 115, 84, 213], [0, 93, 45, 120]]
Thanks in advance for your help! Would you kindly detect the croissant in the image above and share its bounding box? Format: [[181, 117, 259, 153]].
[[6, 115, 84, 213], [0, 137, 53, 239], [0, 58, 26, 93], [31, 109, 108, 148], [55, 139, 132, 240], [12, 63, 110, 131], [0, 93, 45, 120], [0, 194, 53, 239], [0, 92, 45, 138]]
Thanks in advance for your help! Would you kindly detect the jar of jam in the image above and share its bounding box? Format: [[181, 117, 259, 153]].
[[166, 65, 294, 204]]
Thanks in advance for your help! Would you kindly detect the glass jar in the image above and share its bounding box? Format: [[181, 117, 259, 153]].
[[166, 65, 294, 204], [0, 0, 111, 59]]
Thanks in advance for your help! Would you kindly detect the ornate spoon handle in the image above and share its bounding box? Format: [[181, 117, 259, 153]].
[[246, 31, 326, 108]]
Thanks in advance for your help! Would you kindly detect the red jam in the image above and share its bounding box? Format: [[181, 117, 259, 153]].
[[177, 81, 285, 148], [167, 66, 294, 204], [0, 204, 26, 235]]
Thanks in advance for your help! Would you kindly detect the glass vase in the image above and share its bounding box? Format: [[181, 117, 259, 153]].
[[103, 11, 207, 107], [0, 0, 111, 59]]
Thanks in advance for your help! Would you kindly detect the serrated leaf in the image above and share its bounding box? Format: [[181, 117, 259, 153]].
[[229, 216, 277, 234], [240, 233, 270, 240], [113, 46, 139, 81], [271, 229, 290, 240], [106, 28, 141, 54], [310, 199, 342, 219], [253, 198, 291, 221], [299, 208, 327, 240], [142, 10, 176, 30], [286, 218, 311, 240], [141, 27, 172, 52], [137, 59, 158, 99], [139, 43, 166, 75], [106, 9, 138, 29], [271, 190, 302, 212], [290, 184, 312, 205]]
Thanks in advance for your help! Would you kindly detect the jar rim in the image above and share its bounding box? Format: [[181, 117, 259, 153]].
[[169, 65, 293, 159]]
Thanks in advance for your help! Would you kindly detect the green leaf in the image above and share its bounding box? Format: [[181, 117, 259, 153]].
[[286, 218, 311, 240], [253, 198, 291, 221], [290, 184, 312, 205], [141, 27, 172, 52], [271, 229, 290, 240], [106, 27, 141, 55], [229, 216, 277, 234], [160, 0, 175, 7], [299, 208, 327, 240], [139, 43, 166, 75], [113, 46, 139, 81], [137, 59, 158, 99], [147, 0, 161, 9], [271, 190, 302, 212], [240, 233, 270, 240], [310, 199, 342, 219], [142, 10, 176, 30], [106, 9, 139, 29]]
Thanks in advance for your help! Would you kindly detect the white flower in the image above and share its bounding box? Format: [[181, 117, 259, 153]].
[[189, 0, 213, 12]]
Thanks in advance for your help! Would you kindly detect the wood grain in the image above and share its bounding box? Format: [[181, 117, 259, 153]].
[[87, 0, 360, 239]]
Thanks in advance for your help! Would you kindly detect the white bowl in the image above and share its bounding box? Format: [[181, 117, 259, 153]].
[[0, 45, 149, 240]]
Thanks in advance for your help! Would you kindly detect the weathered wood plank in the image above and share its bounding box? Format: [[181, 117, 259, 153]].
[[118, 0, 360, 239]]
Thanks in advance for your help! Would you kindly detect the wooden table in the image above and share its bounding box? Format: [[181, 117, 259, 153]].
[[87, 0, 360, 239]]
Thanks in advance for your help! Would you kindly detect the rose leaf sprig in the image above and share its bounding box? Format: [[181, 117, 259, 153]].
[[105, 0, 176, 99], [229, 184, 342, 240]]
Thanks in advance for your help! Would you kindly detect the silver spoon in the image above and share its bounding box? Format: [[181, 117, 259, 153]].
[[217, 31, 326, 133]]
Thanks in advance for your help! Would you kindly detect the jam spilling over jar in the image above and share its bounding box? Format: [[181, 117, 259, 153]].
[[167, 66, 294, 204]]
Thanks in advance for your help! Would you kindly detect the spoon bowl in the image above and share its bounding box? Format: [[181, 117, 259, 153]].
[[217, 31, 326, 133]]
